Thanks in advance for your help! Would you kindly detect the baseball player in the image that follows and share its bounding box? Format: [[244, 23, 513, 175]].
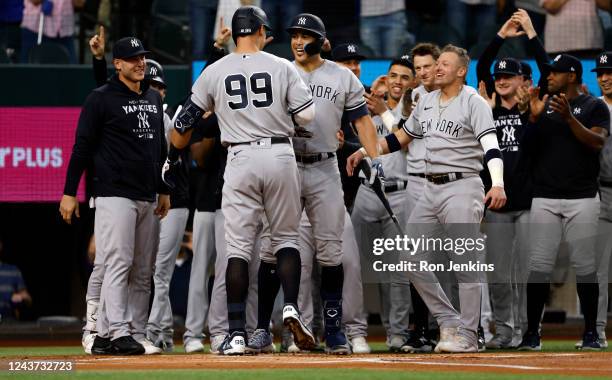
[[586, 51, 612, 349], [79, 32, 172, 356], [350, 56, 415, 351], [518, 54, 609, 351], [348, 44, 507, 353], [474, 16, 534, 349], [167, 6, 321, 355], [60, 36, 170, 355], [248, 13, 382, 355]]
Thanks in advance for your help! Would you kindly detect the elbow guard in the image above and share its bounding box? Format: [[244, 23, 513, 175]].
[[174, 97, 204, 134]]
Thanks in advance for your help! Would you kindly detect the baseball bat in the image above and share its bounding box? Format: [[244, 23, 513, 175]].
[[171, 105, 183, 125], [359, 160, 405, 236]]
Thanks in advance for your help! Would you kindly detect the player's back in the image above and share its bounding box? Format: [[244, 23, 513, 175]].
[[193, 51, 311, 144]]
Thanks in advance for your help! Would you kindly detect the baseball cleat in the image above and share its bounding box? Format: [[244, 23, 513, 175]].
[[220, 331, 246, 355], [82, 332, 97, 354], [436, 334, 478, 353], [517, 331, 542, 351], [283, 304, 316, 351], [184, 339, 205, 353], [477, 326, 486, 352], [210, 335, 226, 354], [350, 336, 371, 354], [245, 329, 275, 354], [434, 327, 457, 353], [578, 331, 602, 351], [486, 334, 513, 349], [401, 331, 433, 353], [137, 338, 163, 355], [324, 331, 351, 355], [387, 334, 407, 352], [91, 335, 112, 355], [110, 336, 145, 355], [154, 338, 174, 353]]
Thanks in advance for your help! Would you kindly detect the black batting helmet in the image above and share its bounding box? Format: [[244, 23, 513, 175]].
[[145, 59, 166, 88], [286, 13, 326, 39], [231, 6, 271, 43]]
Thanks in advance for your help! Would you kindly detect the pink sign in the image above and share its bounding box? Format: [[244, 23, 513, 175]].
[[0, 107, 86, 202]]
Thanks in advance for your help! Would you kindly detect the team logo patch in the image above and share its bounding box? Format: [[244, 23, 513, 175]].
[[149, 66, 157, 76], [573, 107, 581, 115], [347, 44, 356, 53], [498, 60, 506, 70], [298, 17, 306, 25], [130, 38, 139, 47], [601, 55, 608, 64], [137, 111, 150, 130]]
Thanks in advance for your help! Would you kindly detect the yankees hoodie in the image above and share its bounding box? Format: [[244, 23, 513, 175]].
[[64, 74, 169, 201]]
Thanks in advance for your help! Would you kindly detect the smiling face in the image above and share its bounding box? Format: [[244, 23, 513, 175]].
[[494, 73, 523, 98], [413, 54, 437, 90], [114, 54, 146, 83], [597, 69, 612, 98], [387, 64, 414, 102], [434, 52, 466, 88], [291, 31, 317, 64]]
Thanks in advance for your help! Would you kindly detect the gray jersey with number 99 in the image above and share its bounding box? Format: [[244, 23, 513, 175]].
[[190, 51, 313, 144]]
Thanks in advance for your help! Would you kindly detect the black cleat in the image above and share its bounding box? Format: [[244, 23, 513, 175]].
[[111, 336, 145, 355], [91, 336, 112, 355]]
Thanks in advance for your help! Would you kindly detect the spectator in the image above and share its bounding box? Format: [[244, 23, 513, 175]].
[[360, 0, 410, 58], [260, 0, 302, 43], [543, 0, 605, 58], [445, 0, 498, 57], [0, 239, 32, 322], [0, 0, 23, 62], [189, 0, 218, 60], [20, 0, 84, 63], [515, 0, 546, 37]]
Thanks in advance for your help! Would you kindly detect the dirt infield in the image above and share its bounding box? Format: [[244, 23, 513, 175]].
[[2, 352, 611, 377]]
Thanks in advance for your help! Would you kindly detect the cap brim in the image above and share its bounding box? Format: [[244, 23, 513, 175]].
[[493, 70, 522, 76], [116, 49, 151, 59], [592, 66, 612, 72]]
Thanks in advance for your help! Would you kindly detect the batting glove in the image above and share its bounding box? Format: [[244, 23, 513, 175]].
[[161, 157, 180, 189], [370, 157, 385, 186]]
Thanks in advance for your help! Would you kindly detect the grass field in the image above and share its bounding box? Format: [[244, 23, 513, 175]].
[[0, 341, 610, 380]]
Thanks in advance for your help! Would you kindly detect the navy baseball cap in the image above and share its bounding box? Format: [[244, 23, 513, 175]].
[[592, 51, 612, 72], [332, 43, 367, 62], [520, 61, 532, 80], [113, 37, 150, 59], [493, 58, 522, 77], [544, 54, 582, 78]]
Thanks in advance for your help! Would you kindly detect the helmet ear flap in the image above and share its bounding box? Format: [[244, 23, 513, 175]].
[[304, 37, 324, 56]]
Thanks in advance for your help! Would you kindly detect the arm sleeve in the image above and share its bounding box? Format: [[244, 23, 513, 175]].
[[527, 36, 550, 94], [480, 133, 504, 187], [63, 92, 103, 196], [92, 57, 108, 87], [469, 93, 497, 140], [477, 34, 504, 96], [343, 70, 369, 121], [203, 46, 228, 70], [286, 63, 314, 115]]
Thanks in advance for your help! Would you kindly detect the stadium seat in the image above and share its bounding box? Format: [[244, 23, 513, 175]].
[[28, 43, 71, 64]]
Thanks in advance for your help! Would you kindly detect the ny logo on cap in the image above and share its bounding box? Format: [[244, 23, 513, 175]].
[[347, 44, 356, 53], [573, 107, 581, 115], [298, 17, 306, 25], [602, 55, 608, 64], [401, 55, 410, 61], [554, 54, 561, 62], [150, 66, 157, 76], [498, 61, 506, 69], [130, 38, 139, 48]]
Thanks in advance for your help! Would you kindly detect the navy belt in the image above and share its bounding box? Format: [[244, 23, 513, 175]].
[[229, 136, 290, 147], [408, 173, 426, 178], [361, 178, 408, 193], [295, 152, 335, 164], [425, 172, 464, 185]]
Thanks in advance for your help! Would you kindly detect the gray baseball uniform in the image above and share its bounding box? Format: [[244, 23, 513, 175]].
[[190, 51, 313, 262], [400, 85, 497, 342], [260, 59, 367, 267], [351, 101, 411, 342], [595, 98, 612, 342]]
